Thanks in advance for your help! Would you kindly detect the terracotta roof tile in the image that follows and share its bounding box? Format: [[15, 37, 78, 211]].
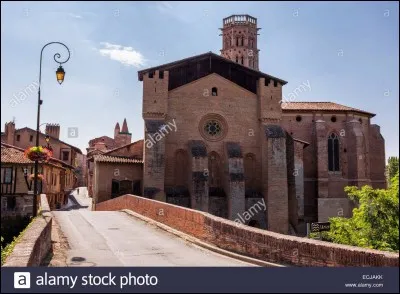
[[93, 155, 143, 164], [1, 145, 33, 164], [281, 102, 375, 117], [1, 143, 75, 169], [103, 139, 143, 155]]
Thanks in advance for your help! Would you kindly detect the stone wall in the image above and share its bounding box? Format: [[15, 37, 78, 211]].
[[95, 194, 398, 267], [209, 196, 228, 218], [1, 194, 33, 218], [3, 194, 53, 267], [166, 195, 190, 208]]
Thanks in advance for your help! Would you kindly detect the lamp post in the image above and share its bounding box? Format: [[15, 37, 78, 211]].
[[33, 42, 70, 217]]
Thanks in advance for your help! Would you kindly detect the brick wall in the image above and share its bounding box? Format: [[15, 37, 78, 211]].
[[3, 194, 52, 266], [95, 194, 399, 267]]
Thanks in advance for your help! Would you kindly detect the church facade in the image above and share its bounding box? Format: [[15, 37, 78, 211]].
[[136, 15, 386, 235], [91, 15, 386, 236]]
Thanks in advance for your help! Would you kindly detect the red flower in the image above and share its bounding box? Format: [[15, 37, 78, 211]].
[[24, 146, 52, 162]]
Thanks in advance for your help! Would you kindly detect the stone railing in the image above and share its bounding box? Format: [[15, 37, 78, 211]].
[[96, 194, 399, 267], [2, 194, 53, 267]]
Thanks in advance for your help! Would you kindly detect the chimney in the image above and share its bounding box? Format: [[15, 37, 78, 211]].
[[4, 121, 16, 145], [45, 123, 60, 139]]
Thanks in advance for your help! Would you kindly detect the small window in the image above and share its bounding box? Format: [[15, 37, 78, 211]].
[[2, 167, 12, 184], [358, 118, 362, 124], [16, 135, 20, 141], [29, 135, 33, 142], [62, 151, 69, 161], [212, 87, 218, 96], [296, 115, 302, 122], [236, 56, 238, 63], [331, 116, 337, 122], [241, 56, 244, 64]]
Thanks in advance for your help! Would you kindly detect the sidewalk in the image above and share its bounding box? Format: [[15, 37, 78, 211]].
[[68, 187, 92, 210]]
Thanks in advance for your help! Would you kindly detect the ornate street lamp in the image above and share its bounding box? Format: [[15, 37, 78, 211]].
[[33, 42, 70, 217], [56, 65, 65, 85]]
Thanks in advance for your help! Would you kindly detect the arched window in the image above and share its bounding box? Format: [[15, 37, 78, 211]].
[[328, 133, 340, 171], [236, 56, 239, 63], [211, 87, 218, 96], [236, 37, 239, 46], [175, 149, 188, 186], [241, 56, 244, 64], [241, 36, 244, 46], [208, 152, 222, 187]]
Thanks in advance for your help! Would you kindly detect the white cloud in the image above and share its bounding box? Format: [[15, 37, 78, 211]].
[[69, 13, 83, 19], [97, 42, 146, 68]]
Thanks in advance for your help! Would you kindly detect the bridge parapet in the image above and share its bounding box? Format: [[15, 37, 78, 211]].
[[3, 194, 52, 266], [95, 194, 399, 267]]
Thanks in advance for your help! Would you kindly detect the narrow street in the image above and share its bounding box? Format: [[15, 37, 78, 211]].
[[51, 188, 256, 267]]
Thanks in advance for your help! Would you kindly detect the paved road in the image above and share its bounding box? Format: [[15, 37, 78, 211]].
[[52, 188, 255, 267]]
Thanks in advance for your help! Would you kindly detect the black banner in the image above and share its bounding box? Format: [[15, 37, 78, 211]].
[[1, 267, 399, 293]]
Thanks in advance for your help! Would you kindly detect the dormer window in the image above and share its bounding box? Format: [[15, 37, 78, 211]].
[[212, 87, 218, 96]]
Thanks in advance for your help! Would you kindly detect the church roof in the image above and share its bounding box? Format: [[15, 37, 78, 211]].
[[282, 102, 375, 117], [138, 52, 287, 94]]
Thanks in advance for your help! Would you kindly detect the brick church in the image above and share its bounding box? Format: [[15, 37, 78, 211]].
[[92, 15, 386, 235]]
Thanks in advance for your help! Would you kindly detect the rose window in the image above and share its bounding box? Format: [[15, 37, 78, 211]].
[[204, 120, 222, 137]]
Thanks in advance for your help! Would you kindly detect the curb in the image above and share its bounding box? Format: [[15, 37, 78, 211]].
[[121, 209, 285, 267]]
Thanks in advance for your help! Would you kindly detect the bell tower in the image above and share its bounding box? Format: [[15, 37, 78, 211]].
[[219, 15, 261, 70]]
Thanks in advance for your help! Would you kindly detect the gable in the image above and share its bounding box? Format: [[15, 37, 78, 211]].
[[169, 73, 257, 97]]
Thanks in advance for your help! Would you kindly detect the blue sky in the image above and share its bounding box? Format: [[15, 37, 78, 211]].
[[1, 1, 399, 159]]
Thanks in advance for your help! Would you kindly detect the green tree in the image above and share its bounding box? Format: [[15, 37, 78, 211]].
[[325, 172, 399, 252], [387, 156, 399, 185]]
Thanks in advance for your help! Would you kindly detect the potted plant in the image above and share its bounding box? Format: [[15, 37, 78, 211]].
[[24, 146, 52, 162]]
